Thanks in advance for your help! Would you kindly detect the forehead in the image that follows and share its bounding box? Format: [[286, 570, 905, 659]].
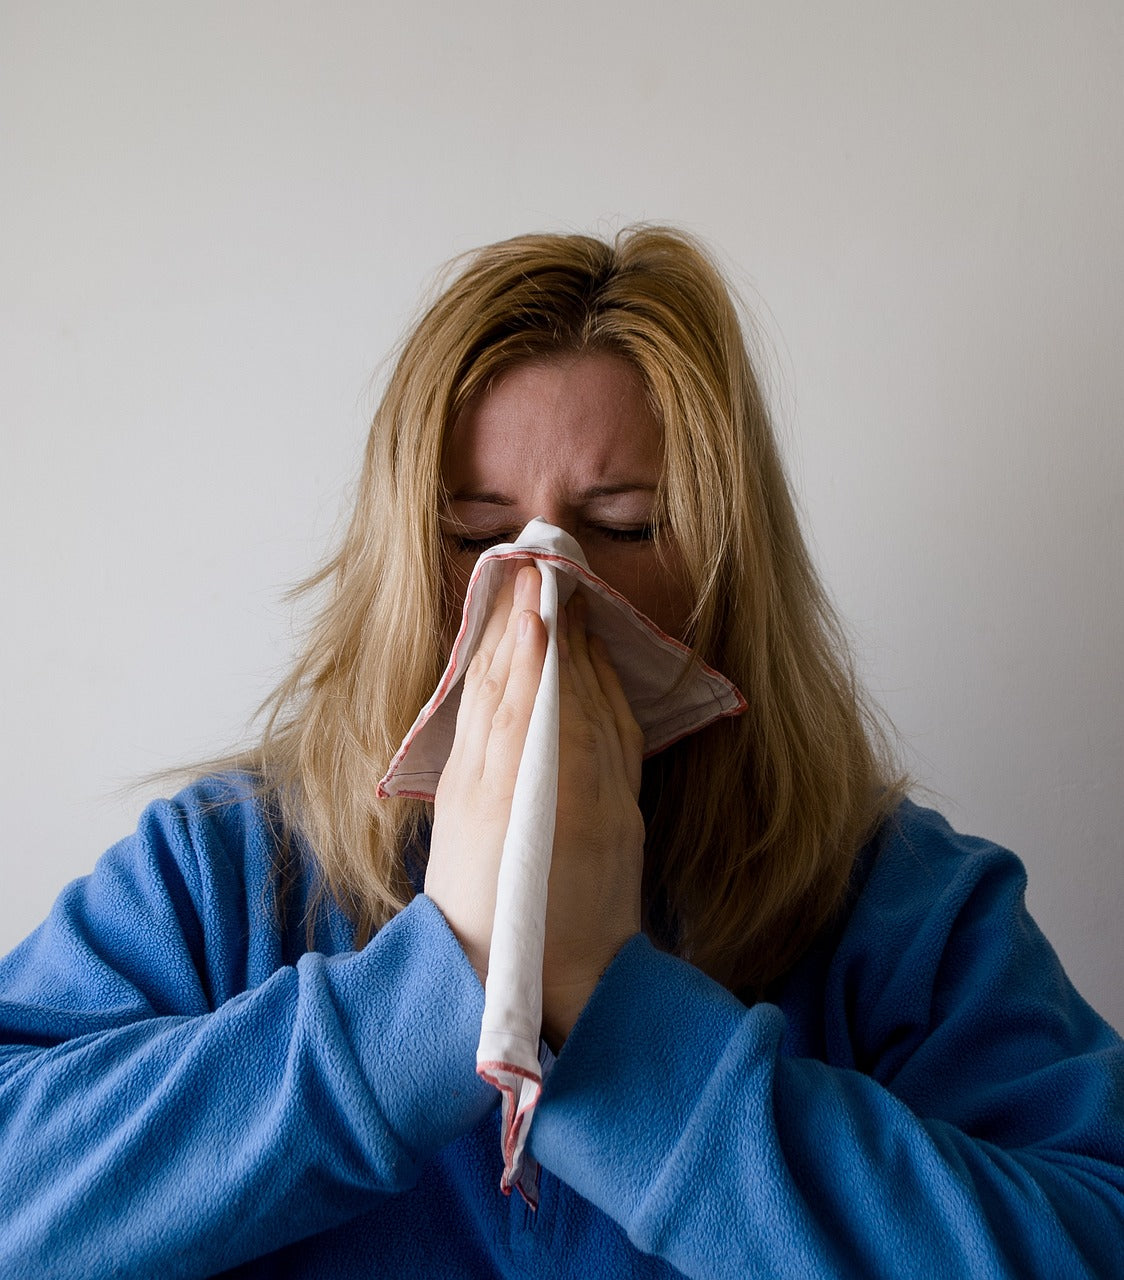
[[443, 353, 663, 491]]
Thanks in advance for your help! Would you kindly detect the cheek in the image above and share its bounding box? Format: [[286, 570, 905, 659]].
[[584, 546, 694, 643]]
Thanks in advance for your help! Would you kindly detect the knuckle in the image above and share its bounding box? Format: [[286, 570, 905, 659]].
[[465, 650, 491, 685], [491, 699, 517, 734], [564, 719, 600, 759], [465, 668, 502, 705], [582, 683, 609, 714], [480, 773, 516, 808]]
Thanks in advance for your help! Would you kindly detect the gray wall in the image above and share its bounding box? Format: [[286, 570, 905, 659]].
[[2, 2, 1121, 1029]]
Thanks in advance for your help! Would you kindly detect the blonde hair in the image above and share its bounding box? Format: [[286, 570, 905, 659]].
[[223, 225, 904, 995]]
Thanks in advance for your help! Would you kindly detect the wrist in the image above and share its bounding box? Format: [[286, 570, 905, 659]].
[[541, 948, 629, 1052]]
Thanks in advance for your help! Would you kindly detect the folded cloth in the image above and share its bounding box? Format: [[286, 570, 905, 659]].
[[378, 517, 746, 1203]]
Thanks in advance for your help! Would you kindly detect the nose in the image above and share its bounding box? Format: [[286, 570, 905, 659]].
[[527, 495, 580, 540]]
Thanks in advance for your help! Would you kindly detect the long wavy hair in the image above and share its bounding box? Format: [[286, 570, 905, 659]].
[[221, 225, 904, 996]]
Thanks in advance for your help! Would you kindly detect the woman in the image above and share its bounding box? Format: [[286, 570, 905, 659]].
[[1, 227, 1121, 1277]]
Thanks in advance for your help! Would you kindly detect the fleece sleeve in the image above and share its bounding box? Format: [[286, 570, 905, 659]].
[[0, 794, 495, 1278], [529, 820, 1124, 1278]]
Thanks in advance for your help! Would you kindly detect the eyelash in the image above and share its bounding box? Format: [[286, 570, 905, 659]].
[[448, 524, 656, 553]]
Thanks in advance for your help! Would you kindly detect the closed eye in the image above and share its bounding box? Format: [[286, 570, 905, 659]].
[[597, 523, 655, 543], [446, 531, 511, 553], [444, 523, 656, 555]]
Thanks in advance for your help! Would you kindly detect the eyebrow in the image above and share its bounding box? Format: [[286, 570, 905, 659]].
[[448, 483, 657, 505]]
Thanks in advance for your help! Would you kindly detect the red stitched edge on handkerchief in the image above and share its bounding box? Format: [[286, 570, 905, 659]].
[[476, 1059, 543, 1197], [374, 552, 502, 797]]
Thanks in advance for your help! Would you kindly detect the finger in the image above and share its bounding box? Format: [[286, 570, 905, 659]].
[[556, 595, 626, 799], [452, 564, 540, 767], [483, 563, 541, 688], [589, 632, 645, 798], [447, 569, 516, 764], [563, 591, 606, 715], [472, 558, 531, 669], [481, 601, 548, 792], [555, 598, 595, 716], [563, 593, 623, 753]]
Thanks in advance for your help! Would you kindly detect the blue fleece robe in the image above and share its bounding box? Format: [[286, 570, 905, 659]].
[[0, 776, 1122, 1277]]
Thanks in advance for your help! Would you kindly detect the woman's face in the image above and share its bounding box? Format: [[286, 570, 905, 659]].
[[440, 352, 694, 642]]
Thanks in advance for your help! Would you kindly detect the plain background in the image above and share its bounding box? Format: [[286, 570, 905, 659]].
[[1, 2, 1121, 1031]]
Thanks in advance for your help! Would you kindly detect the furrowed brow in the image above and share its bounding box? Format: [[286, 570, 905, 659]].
[[578, 483, 657, 499], [447, 483, 657, 505], [447, 490, 517, 505]]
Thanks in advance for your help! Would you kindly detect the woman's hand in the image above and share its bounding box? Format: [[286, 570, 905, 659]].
[[425, 568, 645, 1050], [425, 563, 548, 980], [541, 590, 645, 1050]]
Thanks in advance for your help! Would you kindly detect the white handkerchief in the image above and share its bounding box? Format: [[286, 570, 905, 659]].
[[378, 518, 745, 1203]]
